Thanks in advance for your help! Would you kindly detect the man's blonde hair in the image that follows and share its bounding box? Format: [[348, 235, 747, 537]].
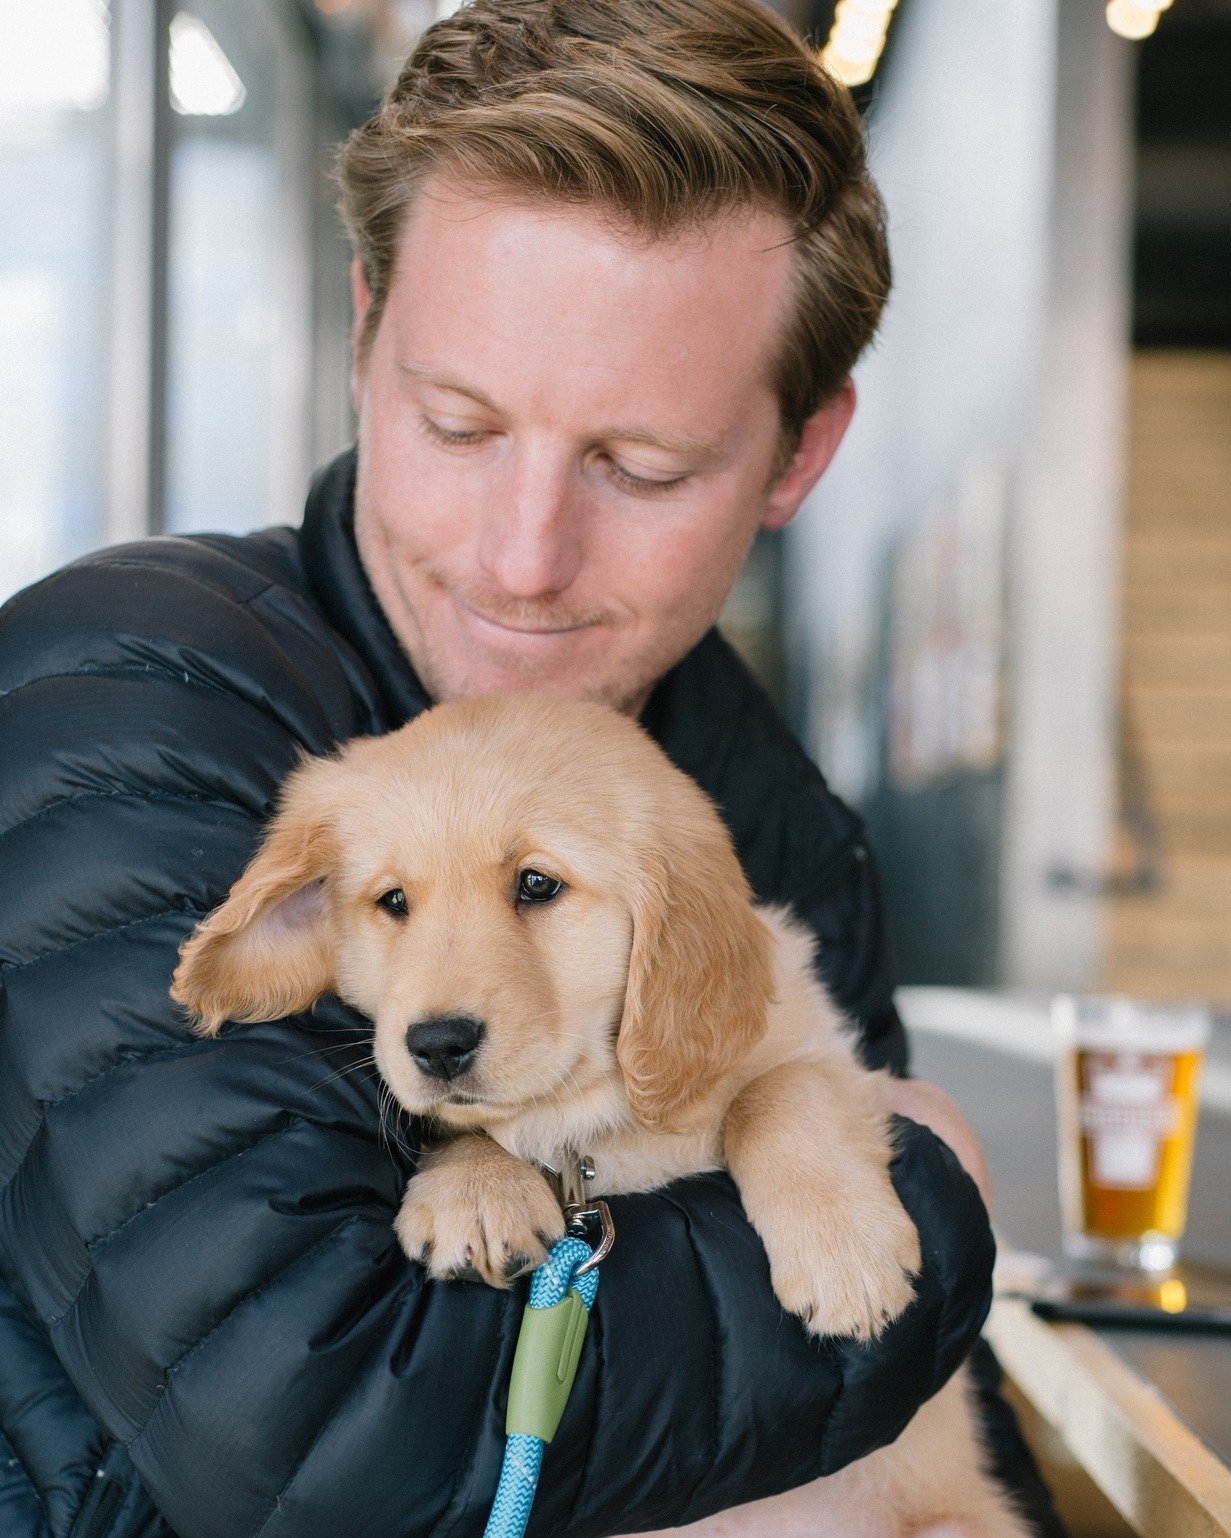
[[337, 0, 890, 462]]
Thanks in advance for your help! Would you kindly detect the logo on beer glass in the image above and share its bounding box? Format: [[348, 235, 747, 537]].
[[1053, 997, 1208, 1272]]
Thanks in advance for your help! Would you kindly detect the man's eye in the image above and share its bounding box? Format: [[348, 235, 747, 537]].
[[376, 887, 408, 918], [606, 458, 688, 497], [517, 870, 563, 903], [420, 415, 490, 448]]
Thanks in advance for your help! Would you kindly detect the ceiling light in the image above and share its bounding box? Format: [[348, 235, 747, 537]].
[[823, 0, 893, 89], [822, 46, 878, 87], [835, 0, 897, 15], [169, 13, 246, 117], [832, 8, 889, 47], [1105, 0, 1161, 38], [828, 34, 882, 66]]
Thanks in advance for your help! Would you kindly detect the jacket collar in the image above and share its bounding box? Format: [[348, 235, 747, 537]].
[[300, 446, 432, 728]]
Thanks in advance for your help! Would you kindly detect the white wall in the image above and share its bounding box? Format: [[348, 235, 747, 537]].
[[789, 0, 1058, 807], [1001, 1, 1133, 988], [787, 0, 1133, 991]]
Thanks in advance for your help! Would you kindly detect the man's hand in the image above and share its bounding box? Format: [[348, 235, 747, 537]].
[[882, 1078, 992, 1215]]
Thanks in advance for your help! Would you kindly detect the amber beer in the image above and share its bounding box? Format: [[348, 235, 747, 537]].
[[1054, 997, 1209, 1271]]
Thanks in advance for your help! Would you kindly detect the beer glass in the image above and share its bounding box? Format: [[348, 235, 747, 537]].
[[1053, 995, 1209, 1272]]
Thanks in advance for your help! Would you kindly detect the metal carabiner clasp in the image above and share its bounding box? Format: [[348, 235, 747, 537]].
[[562, 1198, 615, 1276], [540, 1152, 596, 1210]]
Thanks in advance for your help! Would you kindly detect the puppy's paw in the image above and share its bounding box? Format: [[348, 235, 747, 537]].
[[394, 1140, 566, 1288], [762, 1181, 921, 1342]]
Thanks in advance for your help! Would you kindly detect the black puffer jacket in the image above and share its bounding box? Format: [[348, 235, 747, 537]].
[[0, 450, 994, 1538]]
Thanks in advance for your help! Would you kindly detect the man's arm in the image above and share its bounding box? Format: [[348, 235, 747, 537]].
[[884, 1078, 993, 1212], [0, 550, 993, 1537]]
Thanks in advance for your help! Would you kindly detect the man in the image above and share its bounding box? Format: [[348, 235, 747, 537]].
[[0, 1, 1059, 1535]]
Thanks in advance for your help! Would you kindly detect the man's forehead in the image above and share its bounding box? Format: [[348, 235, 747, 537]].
[[393, 182, 797, 313], [380, 179, 794, 432]]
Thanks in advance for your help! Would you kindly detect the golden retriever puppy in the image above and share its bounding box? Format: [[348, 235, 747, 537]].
[[172, 695, 1029, 1538]]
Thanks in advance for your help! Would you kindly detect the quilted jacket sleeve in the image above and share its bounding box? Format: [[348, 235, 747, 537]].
[[0, 543, 994, 1538]]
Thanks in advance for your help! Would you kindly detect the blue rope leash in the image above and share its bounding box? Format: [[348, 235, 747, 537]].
[[483, 1236, 601, 1538]]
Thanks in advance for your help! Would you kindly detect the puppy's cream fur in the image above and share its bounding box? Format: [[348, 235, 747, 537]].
[[173, 695, 1029, 1538]]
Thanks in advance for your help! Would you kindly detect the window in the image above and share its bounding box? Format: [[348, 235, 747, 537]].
[[164, 3, 314, 535], [0, 0, 344, 606], [0, 1, 113, 602]]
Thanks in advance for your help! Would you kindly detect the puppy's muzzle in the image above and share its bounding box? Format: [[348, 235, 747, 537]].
[[405, 1015, 485, 1082]]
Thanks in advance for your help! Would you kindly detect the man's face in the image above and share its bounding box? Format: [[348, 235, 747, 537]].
[[350, 177, 854, 713]]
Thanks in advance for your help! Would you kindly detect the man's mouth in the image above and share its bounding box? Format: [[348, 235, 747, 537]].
[[423, 570, 607, 640], [454, 597, 596, 639]]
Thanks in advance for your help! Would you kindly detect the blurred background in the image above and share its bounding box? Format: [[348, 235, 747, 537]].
[[1, 0, 1228, 1006]]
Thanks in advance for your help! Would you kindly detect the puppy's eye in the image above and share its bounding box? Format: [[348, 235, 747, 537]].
[[517, 870, 562, 904], [376, 888, 408, 918]]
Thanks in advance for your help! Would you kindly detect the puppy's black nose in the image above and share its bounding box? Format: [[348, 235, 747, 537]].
[[405, 1015, 485, 1082]]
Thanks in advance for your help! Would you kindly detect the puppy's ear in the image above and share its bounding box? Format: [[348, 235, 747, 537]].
[[171, 758, 339, 1036], [617, 786, 773, 1132]]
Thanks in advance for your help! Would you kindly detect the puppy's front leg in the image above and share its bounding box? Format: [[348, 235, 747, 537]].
[[723, 1062, 921, 1340], [396, 1134, 566, 1287]]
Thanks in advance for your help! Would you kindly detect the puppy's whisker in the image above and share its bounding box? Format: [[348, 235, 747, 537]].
[[379, 1086, 416, 1164], [283, 1039, 375, 1068], [309, 1055, 379, 1093], [518, 1059, 587, 1122], [314, 1048, 376, 1068], [469, 991, 623, 1042], [385, 1127, 413, 1163], [530, 993, 625, 1029]]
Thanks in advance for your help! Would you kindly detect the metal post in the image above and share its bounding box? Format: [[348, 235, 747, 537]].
[[105, 0, 173, 543], [269, 2, 319, 528]]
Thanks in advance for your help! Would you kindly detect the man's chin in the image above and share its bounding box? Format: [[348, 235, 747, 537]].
[[412, 633, 643, 710], [429, 659, 644, 715]]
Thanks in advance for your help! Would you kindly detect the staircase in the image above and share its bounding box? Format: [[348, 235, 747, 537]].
[[1106, 352, 1231, 1005]]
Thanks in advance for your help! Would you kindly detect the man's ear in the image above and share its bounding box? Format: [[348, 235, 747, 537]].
[[350, 258, 374, 417], [760, 376, 857, 532], [171, 759, 340, 1036], [616, 777, 774, 1132]]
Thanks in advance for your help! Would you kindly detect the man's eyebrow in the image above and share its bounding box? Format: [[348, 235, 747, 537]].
[[594, 425, 724, 460], [398, 362, 499, 411]]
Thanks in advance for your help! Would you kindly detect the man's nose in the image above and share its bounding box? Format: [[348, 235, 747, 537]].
[[405, 1015, 485, 1081], [476, 448, 585, 599]]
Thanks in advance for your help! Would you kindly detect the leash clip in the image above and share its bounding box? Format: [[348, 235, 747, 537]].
[[562, 1198, 614, 1275], [539, 1151, 595, 1209], [538, 1151, 613, 1273]]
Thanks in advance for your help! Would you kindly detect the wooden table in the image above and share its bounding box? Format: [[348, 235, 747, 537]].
[[900, 989, 1231, 1538]]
